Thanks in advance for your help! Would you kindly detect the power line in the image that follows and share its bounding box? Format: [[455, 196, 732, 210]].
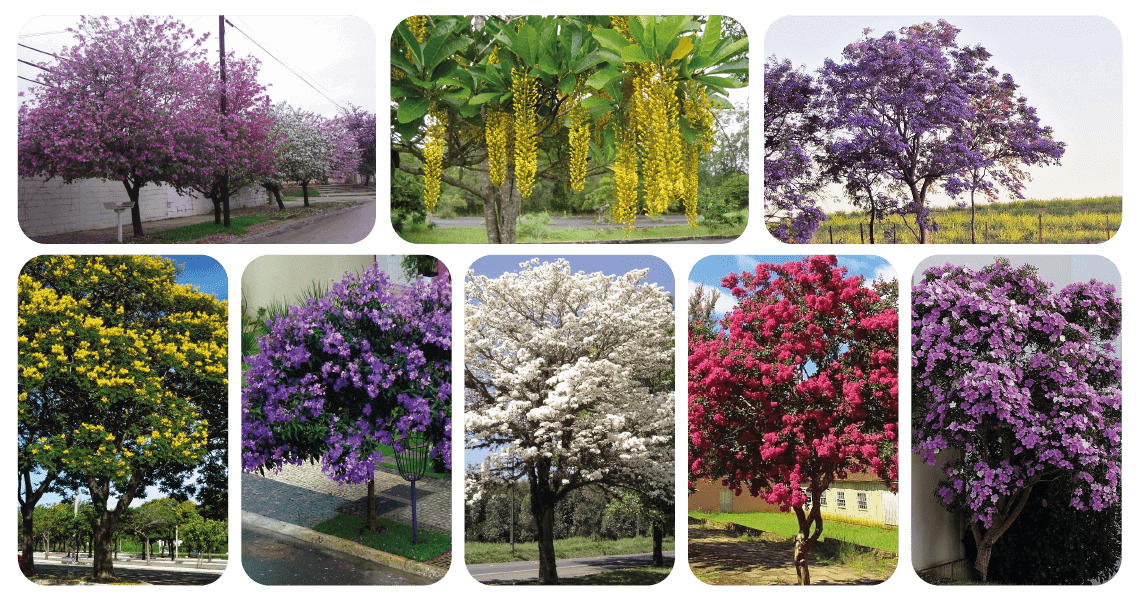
[[18, 43, 59, 59], [19, 75, 48, 86], [223, 18, 346, 112], [232, 16, 346, 107], [18, 29, 68, 38]]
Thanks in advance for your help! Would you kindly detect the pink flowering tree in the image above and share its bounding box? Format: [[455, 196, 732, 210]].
[[342, 104, 377, 185], [181, 54, 277, 225], [17, 16, 214, 238], [689, 255, 898, 585], [912, 258, 1121, 582]]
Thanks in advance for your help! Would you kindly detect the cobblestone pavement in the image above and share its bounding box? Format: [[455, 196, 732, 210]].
[[242, 461, 451, 534]]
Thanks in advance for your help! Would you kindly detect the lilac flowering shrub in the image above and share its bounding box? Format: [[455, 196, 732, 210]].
[[912, 258, 1120, 581], [242, 264, 451, 485]]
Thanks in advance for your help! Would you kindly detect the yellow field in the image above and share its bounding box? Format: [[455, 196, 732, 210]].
[[803, 197, 1122, 244]]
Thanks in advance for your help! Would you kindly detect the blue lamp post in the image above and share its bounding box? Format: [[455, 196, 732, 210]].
[[394, 434, 429, 544]]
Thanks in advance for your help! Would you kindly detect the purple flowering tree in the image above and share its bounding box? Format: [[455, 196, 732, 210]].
[[242, 263, 451, 531], [820, 21, 993, 243], [912, 258, 1121, 581], [342, 104, 377, 185], [764, 58, 826, 243]]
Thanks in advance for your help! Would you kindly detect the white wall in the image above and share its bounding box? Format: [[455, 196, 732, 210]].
[[18, 177, 265, 237], [241, 256, 419, 319]]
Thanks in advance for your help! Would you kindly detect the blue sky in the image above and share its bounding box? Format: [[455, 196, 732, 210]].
[[688, 255, 896, 318], [468, 255, 674, 293], [29, 255, 228, 509], [765, 16, 1122, 208]]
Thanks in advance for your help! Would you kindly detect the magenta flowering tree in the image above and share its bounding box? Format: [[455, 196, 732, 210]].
[[689, 256, 898, 584], [820, 21, 1064, 244], [18, 16, 215, 237], [912, 259, 1121, 582], [342, 104, 377, 185], [242, 263, 450, 530], [181, 54, 277, 225]]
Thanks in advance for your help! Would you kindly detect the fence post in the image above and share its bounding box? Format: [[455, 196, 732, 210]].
[[860, 222, 865, 244], [829, 225, 834, 244], [1038, 213, 1043, 244], [984, 222, 988, 244], [1107, 215, 1112, 241]]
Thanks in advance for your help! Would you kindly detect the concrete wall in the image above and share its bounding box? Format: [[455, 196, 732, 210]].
[[18, 177, 265, 237], [241, 255, 415, 318]]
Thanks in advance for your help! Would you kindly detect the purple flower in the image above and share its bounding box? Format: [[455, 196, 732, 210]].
[[242, 261, 452, 482], [912, 258, 1121, 527]]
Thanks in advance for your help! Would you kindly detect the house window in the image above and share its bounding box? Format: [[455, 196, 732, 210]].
[[819, 490, 827, 507], [857, 491, 869, 511], [835, 491, 846, 509], [802, 488, 811, 509]]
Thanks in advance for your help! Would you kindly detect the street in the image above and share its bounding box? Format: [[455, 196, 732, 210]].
[[467, 550, 675, 583], [27, 558, 224, 585], [243, 194, 376, 244]]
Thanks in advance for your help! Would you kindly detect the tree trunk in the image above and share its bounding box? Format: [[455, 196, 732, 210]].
[[20, 506, 36, 577], [792, 490, 824, 585], [301, 180, 311, 207], [213, 198, 223, 225], [970, 189, 977, 244], [480, 163, 520, 244], [969, 481, 1039, 582], [530, 489, 559, 584], [88, 472, 140, 581], [122, 177, 145, 237], [367, 476, 376, 533], [656, 524, 665, 567]]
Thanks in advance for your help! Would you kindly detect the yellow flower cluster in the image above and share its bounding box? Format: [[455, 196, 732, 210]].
[[568, 99, 590, 193], [19, 255, 225, 481], [407, 16, 427, 43], [642, 64, 687, 215], [612, 128, 640, 230], [511, 68, 538, 199], [611, 16, 634, 43], [485, 106, 511, 186], [600, 59, 719, 231], [422, 103, 447, 213]]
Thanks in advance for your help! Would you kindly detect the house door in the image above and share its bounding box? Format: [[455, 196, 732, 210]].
[[882, 490, 898, 526], [719, 489, 733, 513]]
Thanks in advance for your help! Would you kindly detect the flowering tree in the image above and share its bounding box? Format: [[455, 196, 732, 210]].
[[18, 16, 218, 237], [342, 104, 377, 185], [912, 259, 1121, 582], [689, 255, 898, 585], [180, 54, 277, 225], [18, 256, 227, 580], [465, 259, 674, 583], [819, 21, 1064, 243], [764, 58, 826, 243], [268, 102, 361, 205], [242, 263, 451, 531]]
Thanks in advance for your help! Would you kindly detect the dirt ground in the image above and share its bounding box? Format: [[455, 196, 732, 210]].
[[688, 525, 893, 585]]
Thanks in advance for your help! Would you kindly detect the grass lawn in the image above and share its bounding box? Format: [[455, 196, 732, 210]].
[[397, 224, 744, 244], [143, 216, 269, 242], [689, 510, 897, 553], [311, 513, 450, 563], [465, 535, 674, 564]]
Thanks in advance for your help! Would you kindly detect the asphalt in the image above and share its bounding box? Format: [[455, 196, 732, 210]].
[[468, 551, 676, 583]]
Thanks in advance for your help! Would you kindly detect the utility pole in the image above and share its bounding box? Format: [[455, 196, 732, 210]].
[[219, 15, 231, 227]]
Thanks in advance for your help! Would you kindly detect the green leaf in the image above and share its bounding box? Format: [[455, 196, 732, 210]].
[[432, 59, 459, 81], [694, 74, 744, 89], [557, 76, 577, 96], [585, 68, 623, 90], [711, 37, 749, 63], [538, 54, 558, 75], [620, 44, 650, 64], [573, 50, 607, 74], [708, 57, 749, 75], [397, 97, 431, 124], [397, 24, 424, 68], [468, 92, 499, 105], [581, 97, 615, 109], [701, 15, 722, 56], [656, 16, 688, 58], [593, 28, 630, 53]]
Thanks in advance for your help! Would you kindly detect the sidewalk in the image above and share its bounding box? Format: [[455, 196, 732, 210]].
[[27, 191, 366, 245], [241, 460, 452, 577], [29, 553, 227, 572]]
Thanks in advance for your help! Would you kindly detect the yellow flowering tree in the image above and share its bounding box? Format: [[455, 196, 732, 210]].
[[17, 255, 227, 581], [391, 15, 747, 242]]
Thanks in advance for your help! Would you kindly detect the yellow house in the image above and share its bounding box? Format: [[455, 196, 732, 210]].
[[810, 472, 898, 528]]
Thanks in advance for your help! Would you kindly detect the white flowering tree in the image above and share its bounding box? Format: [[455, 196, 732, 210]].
[[465, 258, 674, 584], [266, 102, 360, 206]]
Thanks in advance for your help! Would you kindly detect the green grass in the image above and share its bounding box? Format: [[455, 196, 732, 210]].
[[283, 188, 321, 199], [689, 510, 897, 553], [373, 443, 449, 480], [398, 224, 744, 243], [146, 216, 269, 242], [465, 535, 675, 564], [546, 565, 673, 585], [311, 513, 450, 563]]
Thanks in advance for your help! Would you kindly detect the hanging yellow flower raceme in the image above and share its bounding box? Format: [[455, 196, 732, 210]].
[[485, 106, 511, 187], [422, 104, 447, 213], [612, 127, 639, 232], [406, 16, 428, 43], [568, 95, 590, 193], [511, 68, 538, 199]]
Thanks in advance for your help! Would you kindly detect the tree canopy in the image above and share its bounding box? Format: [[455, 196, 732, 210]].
[[392, 15, 748, 242]]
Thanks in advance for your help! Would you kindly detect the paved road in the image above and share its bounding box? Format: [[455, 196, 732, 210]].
[[242, 527, 430, 585], [25, 556, 224, 583], [243, 194, 376, 243], [467, 550, 675, 583]]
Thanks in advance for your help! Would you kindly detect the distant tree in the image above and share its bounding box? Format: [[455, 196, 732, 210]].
[[268, 102, 361, 206], [764, 58, 826, 243], [342, 104, 377, 185]]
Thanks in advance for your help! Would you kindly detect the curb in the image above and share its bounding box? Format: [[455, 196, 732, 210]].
[[528, 234, 740, 244], [226, 201, 363, 243], [240, 511, 449, 581]]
